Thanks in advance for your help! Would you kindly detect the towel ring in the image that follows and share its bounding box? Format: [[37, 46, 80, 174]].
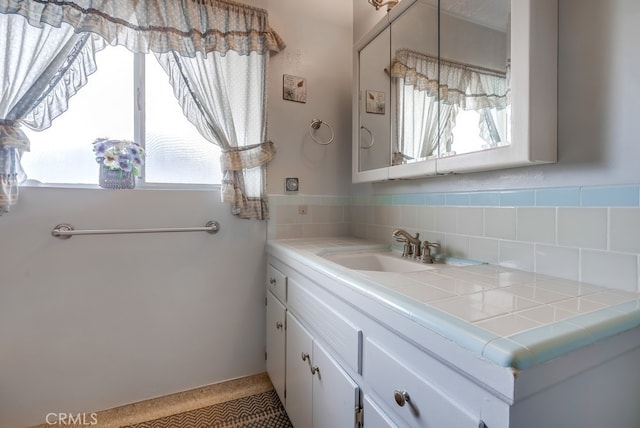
[[360, 125, 374, 149], [309, 119, 334, 145]]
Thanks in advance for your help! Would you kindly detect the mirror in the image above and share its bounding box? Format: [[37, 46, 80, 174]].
[[353, 0, 556, 182], [390, 0, 510, 165], [358, 26, 391, 173]]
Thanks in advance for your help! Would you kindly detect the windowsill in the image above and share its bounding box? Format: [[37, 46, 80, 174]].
[[22, 180, 222, 192]]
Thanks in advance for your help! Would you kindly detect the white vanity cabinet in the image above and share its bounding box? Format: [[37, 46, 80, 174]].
[[286, 312, 360, 428], [265, 262, 362, 428], [265, 257, 491, 428], [267, 240, 640, 428]]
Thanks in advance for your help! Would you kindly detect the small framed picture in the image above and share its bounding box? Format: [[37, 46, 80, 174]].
[[365, 90, 385, 114], [283, 74, 307, 103]]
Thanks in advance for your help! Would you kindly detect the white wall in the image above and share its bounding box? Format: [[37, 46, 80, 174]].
[[245, 0, 354, 196], [0, 188, 267, 427]]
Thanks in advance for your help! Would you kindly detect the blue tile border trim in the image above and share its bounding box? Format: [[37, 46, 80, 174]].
[[269, 184, 640, 209], [581, 185, 640, 207], [347, 184, 640, 208]]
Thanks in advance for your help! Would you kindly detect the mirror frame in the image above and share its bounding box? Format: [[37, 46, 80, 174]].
[[352, 0, 557, 183]]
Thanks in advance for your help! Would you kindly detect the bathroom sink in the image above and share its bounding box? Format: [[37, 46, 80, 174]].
[[321, 250, 436, 273]]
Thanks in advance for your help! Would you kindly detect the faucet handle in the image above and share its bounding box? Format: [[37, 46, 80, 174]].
[[421, 241, 441, 263]]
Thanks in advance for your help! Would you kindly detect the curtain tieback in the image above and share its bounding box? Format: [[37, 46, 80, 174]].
[[0, 119, 20, 127], [221, 141, 277, 171], [0, 119, 30, 151]]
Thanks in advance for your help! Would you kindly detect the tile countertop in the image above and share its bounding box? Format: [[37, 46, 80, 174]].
[[266, 238, 640, 370]]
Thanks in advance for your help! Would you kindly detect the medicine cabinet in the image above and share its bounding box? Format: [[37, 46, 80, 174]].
[[352, 0, 557, 183]]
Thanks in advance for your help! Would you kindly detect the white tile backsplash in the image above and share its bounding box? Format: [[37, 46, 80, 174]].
[[557, 208, 607, 249], [417, 206, 436, 230], [485, 207, 517, 240], [444, 234, 470, 258], [499, 240, 535, 271], [581, 250, 638, 292], [458, 207, 484, 236], [609, 208, 640, 253], [270, 191, 640, 293], [469, 237, 500, 264], [535, 244, 580, 280], [435, 206, 458, 233], [400, 205, 418, 229], [517, 207, 556, 243]]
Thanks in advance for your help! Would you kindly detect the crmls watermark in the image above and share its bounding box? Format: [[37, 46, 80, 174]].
[[45, 412, 98, 426]]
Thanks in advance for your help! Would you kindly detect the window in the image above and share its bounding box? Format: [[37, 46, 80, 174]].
[[21, 45, 222, 186]]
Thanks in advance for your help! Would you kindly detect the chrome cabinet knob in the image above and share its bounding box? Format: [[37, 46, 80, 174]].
[[311, 365, 320, 376], [269, 277, 277, 285], [394, 390, 411, 407], [301, 352, 310, 362], [275, 321, 283, 330]]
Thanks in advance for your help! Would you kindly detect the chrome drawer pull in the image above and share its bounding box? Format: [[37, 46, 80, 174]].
[[394, 390, 411, 407]]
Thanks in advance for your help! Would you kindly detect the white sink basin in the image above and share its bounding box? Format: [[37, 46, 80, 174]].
[[321, 251, 435, 273]]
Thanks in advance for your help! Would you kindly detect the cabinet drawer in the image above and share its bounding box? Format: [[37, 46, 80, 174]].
[[364, 338, 478, 428], [266, 264, 287, 302], [288, 278, 362, 374]]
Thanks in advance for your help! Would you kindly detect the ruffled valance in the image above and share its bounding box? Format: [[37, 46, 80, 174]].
[[0, 0, 286, 57], [391, 49, 509, 111]]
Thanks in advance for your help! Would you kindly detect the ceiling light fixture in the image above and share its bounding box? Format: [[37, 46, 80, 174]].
[[368, 0, 399, 12]]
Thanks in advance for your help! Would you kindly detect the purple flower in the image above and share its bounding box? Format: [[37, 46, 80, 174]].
[[92, 139, 145, 176]]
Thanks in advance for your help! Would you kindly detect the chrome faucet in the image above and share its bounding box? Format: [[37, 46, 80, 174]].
[[421, 241, 441, 264], [392, 229, 421, 259]]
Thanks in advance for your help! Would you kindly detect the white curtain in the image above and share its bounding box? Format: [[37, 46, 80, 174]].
[[155, 49, 276, 219], [390, 49, 508, 161], [0, 12, 104, 214], [393, 80, 455, 161], [0, 0, 285, 219]]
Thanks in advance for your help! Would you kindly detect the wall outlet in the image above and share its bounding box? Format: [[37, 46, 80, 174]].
[[298, 205, 308, 215]]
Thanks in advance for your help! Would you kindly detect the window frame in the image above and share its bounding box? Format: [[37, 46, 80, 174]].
[[22, 51, 221, 191]]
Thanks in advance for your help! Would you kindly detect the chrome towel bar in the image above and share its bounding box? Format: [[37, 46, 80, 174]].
[[51, 221, 220, 240]]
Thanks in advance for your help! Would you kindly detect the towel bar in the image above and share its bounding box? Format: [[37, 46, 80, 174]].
[[51, 221, 220, 239]]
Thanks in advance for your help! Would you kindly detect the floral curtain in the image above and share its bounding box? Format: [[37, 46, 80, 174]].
[[0, 0, 284, 219]]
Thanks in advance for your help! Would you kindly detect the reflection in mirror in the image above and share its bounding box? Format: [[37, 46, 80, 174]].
[[390, 0, 438, 165], [358, 27, 391, 172], [439, 0, 510, 158], [390, 0, 511, 165]]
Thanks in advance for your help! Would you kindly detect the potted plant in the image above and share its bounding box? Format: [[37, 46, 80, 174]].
[[92, 138, 145, 189]]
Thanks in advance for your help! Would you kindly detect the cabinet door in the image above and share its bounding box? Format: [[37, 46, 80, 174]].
[[363, 394, 398, 428], [285, 312, 313, 428], [312, 340, 359, 428], [266, 291, 286, 405]]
